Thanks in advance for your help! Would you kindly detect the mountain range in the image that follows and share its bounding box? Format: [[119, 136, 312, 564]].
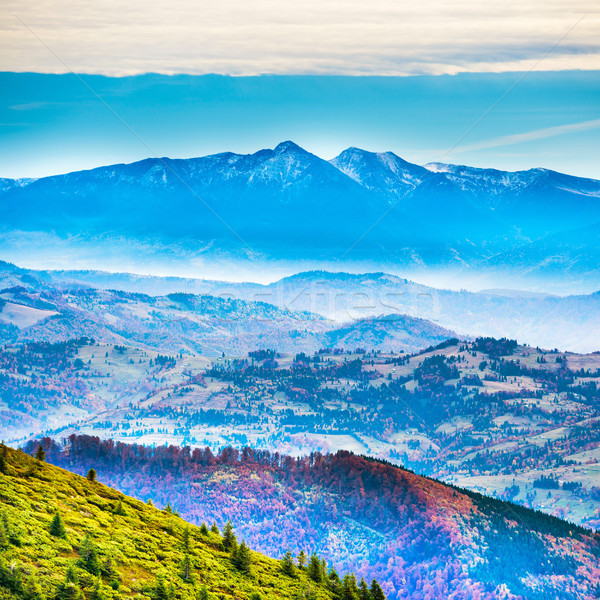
[[1, 142, 599, 292]]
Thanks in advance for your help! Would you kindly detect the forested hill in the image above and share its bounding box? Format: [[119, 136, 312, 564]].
[[0, 444, 380, 600], [29, 436, 600, 600]]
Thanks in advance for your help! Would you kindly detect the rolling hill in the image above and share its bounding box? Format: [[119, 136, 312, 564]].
[[0, 261, 458, 358], [25, 436, 600, 600], [0, 443, 372, 600], [43, 266, 600, 353]]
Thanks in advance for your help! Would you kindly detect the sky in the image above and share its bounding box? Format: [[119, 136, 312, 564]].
[[0, 0, 599, 179], [1, 71, 599, 180]]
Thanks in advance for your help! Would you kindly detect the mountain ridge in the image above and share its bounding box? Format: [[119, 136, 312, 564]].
[[1, 141, 600, 290]]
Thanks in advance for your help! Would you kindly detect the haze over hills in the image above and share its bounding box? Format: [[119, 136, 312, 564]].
[[0, 261, 457, 357], [1, 142, 600, 292], [42, 266, 600, 353]]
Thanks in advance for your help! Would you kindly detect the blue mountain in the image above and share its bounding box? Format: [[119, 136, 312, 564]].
[[1, 141, 599, 280]]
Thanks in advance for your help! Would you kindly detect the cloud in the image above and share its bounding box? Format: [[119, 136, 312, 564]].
[[452, 119, 600, 153], [1, 0, 599, 75]]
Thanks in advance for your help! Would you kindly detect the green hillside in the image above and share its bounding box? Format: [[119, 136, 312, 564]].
[[0, 445, 366, 600]]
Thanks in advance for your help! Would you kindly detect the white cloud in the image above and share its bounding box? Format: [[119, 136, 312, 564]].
[[1, 0, 599, 75], [451, 119, 600, 153]]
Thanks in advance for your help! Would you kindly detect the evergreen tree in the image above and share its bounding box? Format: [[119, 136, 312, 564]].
[[307, 554, 323, 583], [0, 520, 8, 549], [2, 511, 21, 546], [163, 502, 173, 514], [34, 445, 46, 462], [153, 573, 171, 600], [197, 585, 209, 600], [358, 578, 371, 600], [297, 549, 307, 569], [210, 522, 219, 535], [78, 534, 100, 575], [23, 575, 44, 600], [280, 550, 296, 577], [56, 567, 82, 600], [49, 512, 67, 539], [328, 567, 341, 595], [231, 540, 251, 574], [182, 525, 191, 552], [88, 579, 106, 600], [101, 557, 119, 589], [86, 468, 97, 482], [370, 580, 386, 600], [199, 523, 209, 535], [320, 558, 328, 581], [113, 498, 126, 516], [180, 554, 192, 582], [341, 574, 359, 600], [55, 581, 83, 600], [222, 520, 237, 551], [65, 563, 78, 583], [0, 443, 7, 473]]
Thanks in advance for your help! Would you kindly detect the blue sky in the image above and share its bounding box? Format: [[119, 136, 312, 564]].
[[1, 71, 599, 180]]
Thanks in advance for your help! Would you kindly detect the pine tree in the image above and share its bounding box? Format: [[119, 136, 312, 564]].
[[182, 525, 191, 552], [280, 550, 296, 577], [370, 580, 386, 600], [101, 557, 119, 590], [231, 540, 251, 574], [89, 579, 106, 600], [79, 534, 100, 575], [0, 523, 7, 549], [163, 502, 173, 514], [328, 567, 341, 595], [34, 445, 46, 462], [23, 575, 44, 600], [2, 511, 21, 547], [307, 554, 323, 583], [114, 498, 126, 516], [0, 443, 7, 474], [198, 585, 209, 600], [297, 549, 307, 569], [56, 566, 83, 600], [49, 511, 67, 538], [180, 554, 192, 582], [341, 574, 359, 600], [86, 468, 97, 482], [320, 558, 328, 581], [55, 581, 84, 600], [222, 520, 237, 551], [210, 522, 219, 535], [65, 563, 78, 583], [199, 523, 209, 535], [153, 573, 171, 600], [358, 578, 371, 600]]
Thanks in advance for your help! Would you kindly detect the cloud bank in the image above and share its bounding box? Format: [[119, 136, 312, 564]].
[[2, 0, 599, 76]]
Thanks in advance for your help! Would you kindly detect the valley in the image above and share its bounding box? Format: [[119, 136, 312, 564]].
[[4, 333, 600, 532]]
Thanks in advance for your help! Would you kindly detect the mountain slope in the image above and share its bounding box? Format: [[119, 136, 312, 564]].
[[31, 436, 600, 600], [0, 443, 360, 600]]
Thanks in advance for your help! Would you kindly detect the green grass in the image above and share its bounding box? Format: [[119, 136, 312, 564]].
[[0, 446, 337, 600]]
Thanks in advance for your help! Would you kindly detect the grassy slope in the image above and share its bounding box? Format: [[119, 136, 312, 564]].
[[0, 446, 335, 600]]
